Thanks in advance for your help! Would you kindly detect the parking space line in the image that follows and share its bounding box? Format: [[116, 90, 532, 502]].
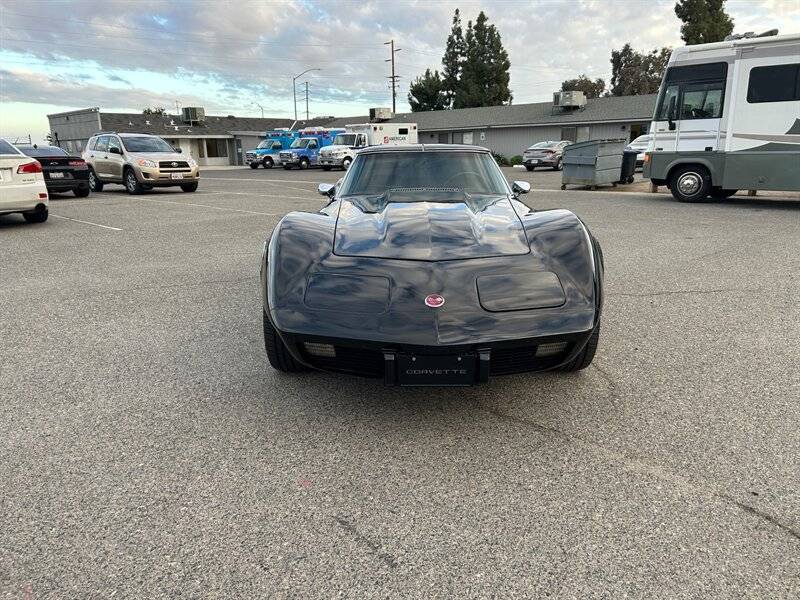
[[133, 196, 280, 216], [51, 214, 123, 231], [195, 191, 312, 200], [203, 177, 320, 185]]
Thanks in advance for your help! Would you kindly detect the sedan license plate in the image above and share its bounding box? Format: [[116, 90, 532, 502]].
[[171, 173, 184, 180], [396, 353, 476, 386], [530, 159, 539, 164], [49, 171, 65, 179]]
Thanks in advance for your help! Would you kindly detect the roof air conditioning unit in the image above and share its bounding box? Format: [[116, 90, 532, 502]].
[[182, 106, 206, 124], [553, 91, 587, 109], [369, 107, 393, 122]]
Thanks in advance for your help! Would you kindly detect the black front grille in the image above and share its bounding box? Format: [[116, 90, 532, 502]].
[[158, 161, 190, 169], [490, 345, 569, 375], [302, 345, 384, 378]]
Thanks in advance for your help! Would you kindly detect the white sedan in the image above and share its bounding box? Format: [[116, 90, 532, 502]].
[[0, 138, 49, 223]]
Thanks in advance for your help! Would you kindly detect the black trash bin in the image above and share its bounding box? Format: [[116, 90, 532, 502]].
[[619, 150, 637, 184]]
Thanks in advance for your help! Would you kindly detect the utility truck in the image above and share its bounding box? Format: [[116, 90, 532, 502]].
[[318, 122, 418, 170], [245, 130, 298, 169], [279, 127, 345, 170], [644, 31, 800, 202]]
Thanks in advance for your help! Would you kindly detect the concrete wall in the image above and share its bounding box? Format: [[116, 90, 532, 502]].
[[418, 121, 650, 158], [48, 109, 102, 152]]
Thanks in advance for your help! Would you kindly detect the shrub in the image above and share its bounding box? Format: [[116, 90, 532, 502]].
[[510, 155, 523, 166], [492, 152, 510, 166]]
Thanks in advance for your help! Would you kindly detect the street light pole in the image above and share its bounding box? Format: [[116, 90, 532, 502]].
[[292, 68, 320, 121], [252, 102, 264, 118]]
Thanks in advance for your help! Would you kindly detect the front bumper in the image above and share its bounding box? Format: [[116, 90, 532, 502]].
[[137, 166, 200, 185], [318, 156, 345, 166]]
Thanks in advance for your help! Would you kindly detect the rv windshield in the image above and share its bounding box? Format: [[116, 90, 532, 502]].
[[333, 134, 357, 146], [340, 151, 509, 196], [290, 138, 312, 149]]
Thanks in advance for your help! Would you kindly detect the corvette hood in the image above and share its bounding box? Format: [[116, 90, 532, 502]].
[[333, 192, 530, 261]]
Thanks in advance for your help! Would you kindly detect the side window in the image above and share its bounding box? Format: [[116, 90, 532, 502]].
[[680, 82, 725, 119], [107, 136, 122, 153], [747, 63, 800, 103], [357, 134, 367, 147], [656, 84, 680, 120], [308, 140, 318, 149], [398, 128, 409, 135], [272, 141, 282, 150], [94, 136, 109, 152]]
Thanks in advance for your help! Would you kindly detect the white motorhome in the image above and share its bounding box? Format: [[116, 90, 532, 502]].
[[644, 32, 800, 202], [318, 123, 418, 170]]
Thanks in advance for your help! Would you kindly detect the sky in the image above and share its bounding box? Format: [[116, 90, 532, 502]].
[[1, 0, 799, 142]]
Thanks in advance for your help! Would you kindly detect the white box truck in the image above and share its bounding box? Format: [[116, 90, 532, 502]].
[[318, 123, 418, 170], [644, 31, 800, 202]]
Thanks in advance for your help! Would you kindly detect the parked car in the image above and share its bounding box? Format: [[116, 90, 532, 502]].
[[83, 132, 199, 194], [522, 140, 572, 171], [0, 138, 49, 223], [261, 144, 604, 385], [16, 144, 90, 197], [624, 134, 651, 169]]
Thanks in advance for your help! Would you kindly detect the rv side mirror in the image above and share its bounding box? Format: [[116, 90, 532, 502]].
[[318, 183, 335, 197], [512, 181, 531, 195], [667, 96, 677, 131]]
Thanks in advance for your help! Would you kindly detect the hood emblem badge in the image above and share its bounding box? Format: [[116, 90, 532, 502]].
[[424, 294, 445, 308], [171, 162, 178, 167]]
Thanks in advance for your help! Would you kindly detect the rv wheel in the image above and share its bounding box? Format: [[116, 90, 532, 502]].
[[342, 157, 352, 170]]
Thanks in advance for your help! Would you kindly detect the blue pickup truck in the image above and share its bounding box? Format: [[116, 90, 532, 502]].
[[279, 127, 345, 170], [245, 130, 298, 169]]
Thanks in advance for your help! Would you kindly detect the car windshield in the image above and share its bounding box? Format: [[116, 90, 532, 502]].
[[257, 140, 271, 149], [339, 151, 509, 196], [121, 136, 174, 153], [18, 145, 68, 157], [333, 134, 357, 146], [527, 142, 552, 150], [0, 139, 21, 155], [290, 138, 313, 149]]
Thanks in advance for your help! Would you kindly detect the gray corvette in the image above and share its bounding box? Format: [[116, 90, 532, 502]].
[[260, 145, 604, 386]]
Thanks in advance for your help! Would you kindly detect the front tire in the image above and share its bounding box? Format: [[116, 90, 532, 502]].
[[74, 185, 90, 197], [262, 157, 273, 169], [669, 165, 711, 203], [124, 168, 144, 195], [342, 157, 352, 170], [263, 310, 307, 373], [560, 323, 600, 372], [299, 158, 310, 170], [180, 182, 198, 192], [88, 168, 103, 192], [23, 206, 48, 223], [553, 157, 563, 171], [525, 165, 534, 172], [249, 162, 259, 169]]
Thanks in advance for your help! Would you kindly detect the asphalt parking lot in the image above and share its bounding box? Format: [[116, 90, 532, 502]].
[[2, 167, 799, 597]]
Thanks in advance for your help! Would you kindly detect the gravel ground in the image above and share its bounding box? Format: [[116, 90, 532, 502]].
[[1, 167, 798, 598]]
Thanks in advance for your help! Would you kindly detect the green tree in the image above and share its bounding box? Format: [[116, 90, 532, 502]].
[[675, 0, 734, 45], [455, 11, 512, 108], [408, 69, 448, 112], [610, 44, 671, 96], [560, 75, 606, 99], [142, 107, 166, 116], [441, 9, 465, 107]]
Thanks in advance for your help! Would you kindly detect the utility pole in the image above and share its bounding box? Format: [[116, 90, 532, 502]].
[[304, 81, 309, 120], [293, 68, 320, 121], [384, 39, 401, 114]]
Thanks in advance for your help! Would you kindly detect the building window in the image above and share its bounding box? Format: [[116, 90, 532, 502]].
[[452, 132, 463, 144], [561, 127, 577, 142], [438, 132, 449, 144], [463, 132, 474, 145], [205, 139, 227, 158], [747, 63, 800, 103]]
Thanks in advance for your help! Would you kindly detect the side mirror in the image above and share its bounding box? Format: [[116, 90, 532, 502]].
[[512, 181, 531, 195], [667, 96, 677, 131], [109, 146, 121, 155], [318, 183, 335, 197]]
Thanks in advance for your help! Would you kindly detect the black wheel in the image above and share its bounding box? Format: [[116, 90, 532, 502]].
[[322, 166, 332, 171], [560, 323, 600, 372], [710, 188, 738, 200], [560, 184, 566, 190], [249, 162, 259, 169], [342, 157, 352, 171], [553, 158, 563, 171], [74, 185, 90, 197], [669, 164, 711, 203], [23, 206, 48, 223], [124, 168, 144, 194], [263, 310, 307, 373], [180, 182, 198, 192], [262, 157, 273, 169], [525, 165, 534, 172], [88, 168, 103, 192], [299, 158, 310, 170]]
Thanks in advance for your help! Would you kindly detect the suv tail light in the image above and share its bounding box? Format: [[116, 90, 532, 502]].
[[17, 161, 42, 174], [68, 160, 87, 169]]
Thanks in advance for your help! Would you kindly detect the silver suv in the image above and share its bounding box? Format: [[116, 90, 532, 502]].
[[83, 132, 200, 194]]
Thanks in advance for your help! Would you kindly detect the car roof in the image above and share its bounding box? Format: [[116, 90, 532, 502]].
[[358, 143, 491, 154]]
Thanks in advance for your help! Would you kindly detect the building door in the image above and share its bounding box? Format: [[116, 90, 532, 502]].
[[234, 138, 243, 165], [438, 132, 449, 144]]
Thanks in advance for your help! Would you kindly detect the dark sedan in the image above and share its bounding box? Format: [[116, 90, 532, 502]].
[[16, 145, 90, 197]]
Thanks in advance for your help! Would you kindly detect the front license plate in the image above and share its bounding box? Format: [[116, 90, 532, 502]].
[[396, 353, 476, 386], [171, 173, 184, 179], [49, 172, 65, 178], [530, 159, 538, 164]]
